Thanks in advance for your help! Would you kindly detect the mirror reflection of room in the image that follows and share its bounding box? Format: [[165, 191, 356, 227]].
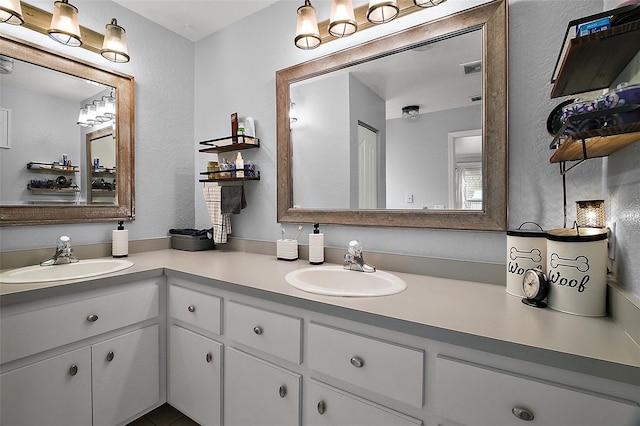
[[290, 28, 482, 211], [0, 55, 116, 207]]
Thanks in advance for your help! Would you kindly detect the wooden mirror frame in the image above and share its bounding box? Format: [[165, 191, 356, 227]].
[[276, 0, 507, 231], [0, 35, 135, 226]]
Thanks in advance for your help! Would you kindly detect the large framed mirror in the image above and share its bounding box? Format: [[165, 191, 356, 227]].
[[277, 0, 507, 230], [0, 35, 134, 226]]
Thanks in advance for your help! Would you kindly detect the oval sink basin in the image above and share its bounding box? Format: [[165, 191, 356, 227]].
[[285, 265, 406, 297], [0, 259, 134, 284]]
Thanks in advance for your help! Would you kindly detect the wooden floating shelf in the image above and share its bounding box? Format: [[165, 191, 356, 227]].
[[27, 162, 79, 173], [28, 188, 80, 194], [199, 177, 260, 183], [550, 126, 640, 163]]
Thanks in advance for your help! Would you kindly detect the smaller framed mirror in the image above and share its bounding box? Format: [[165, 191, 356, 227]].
[[0, 35, 135, 226]]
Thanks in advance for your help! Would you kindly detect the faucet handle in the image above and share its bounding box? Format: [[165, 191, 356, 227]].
[[348, 240, 362, 256], [57, 235, 72, 250]]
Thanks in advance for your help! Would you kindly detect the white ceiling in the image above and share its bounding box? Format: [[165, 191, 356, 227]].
[[113, 0, 280, 42]]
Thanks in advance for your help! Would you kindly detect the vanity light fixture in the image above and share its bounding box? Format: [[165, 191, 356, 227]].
[[367, 0, 399, 24], [576, 200, 605, 228], [1, 1, 130, 63], [414, 0, 447, 7], [295, 0, 321, 49], [294, 0, 448, 50], [329, 0, 357, 37], [77, 93, 117, 128], [0, 0, 23, 25], [101, 18, 130, 63], [48, 0, 82, 47]]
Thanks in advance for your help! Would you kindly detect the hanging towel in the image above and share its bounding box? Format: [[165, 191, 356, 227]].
[[204, 183, 232, 244], [221, 185, 246, 214]]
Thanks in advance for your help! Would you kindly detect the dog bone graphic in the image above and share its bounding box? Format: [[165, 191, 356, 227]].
[[509, 247, 542, 263], [549, 253, 590, 272]]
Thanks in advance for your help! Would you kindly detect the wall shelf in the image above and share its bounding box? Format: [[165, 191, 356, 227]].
[[199, 135, 260, 154], [26, 162, 79, 173], [27, 187, 79, 194], [550, 5, 640, 98]]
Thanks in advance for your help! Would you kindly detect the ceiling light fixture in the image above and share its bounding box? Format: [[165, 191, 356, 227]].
[[367, 0, 399, 24], [0, 0, 23, 25], [48, 0, 82, 47], [402, 105, 420, 119], [295, 0, 321, 50], [328, 0, 357, 37]]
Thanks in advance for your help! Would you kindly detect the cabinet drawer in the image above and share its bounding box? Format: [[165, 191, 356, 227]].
[[169, 285, 222, 335], [307, 322, 423, 409], [1, 283, 159, 363], [435, 356, 640, 426], [227, 301, 302, 364], [305, 379, 422, 426]]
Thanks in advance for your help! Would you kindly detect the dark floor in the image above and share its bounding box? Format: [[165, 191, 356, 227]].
[[126, 404, 199, 426]]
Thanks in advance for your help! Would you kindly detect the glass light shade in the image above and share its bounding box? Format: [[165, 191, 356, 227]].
[[414, 0, 447, 7], [576, 200, 605, 228], [77, 107, 90, 127], [103, 94, 116, 119], [329, 0, 357, 38], [94, 99, 109, 122], [0, 0, 23, 25], [367, 0, 399, 24], [402, 105, 419, 119], [101, 19, 130, 63], [48, 0, 82, 47], [85, 103, 97, 125], [295, 0, 321, 50]]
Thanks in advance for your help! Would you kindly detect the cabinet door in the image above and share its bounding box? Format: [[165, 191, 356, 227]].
[[304, 379, 422, 426], [168, 325, 223, 425], [225, 347, 301, 426], [92, 325, 160, 426], [0, 347, 92, 426]]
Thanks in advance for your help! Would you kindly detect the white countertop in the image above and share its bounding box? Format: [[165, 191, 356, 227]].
[[2, 249, 639, 383]]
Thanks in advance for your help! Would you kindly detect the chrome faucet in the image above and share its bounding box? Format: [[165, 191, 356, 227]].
[[343, 240, 376, 273], [40, 236, 79, 266]]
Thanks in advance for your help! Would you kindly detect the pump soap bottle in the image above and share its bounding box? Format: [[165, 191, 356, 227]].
[[112, 221, 129, 258], [235, 152, 244, 178], [309, 223, 324, 265]]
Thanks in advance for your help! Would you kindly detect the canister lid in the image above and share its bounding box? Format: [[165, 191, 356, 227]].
[[546, 227, 607, 242]]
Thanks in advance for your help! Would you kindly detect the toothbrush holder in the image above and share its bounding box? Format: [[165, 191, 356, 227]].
[[277, 239, 298, 261]]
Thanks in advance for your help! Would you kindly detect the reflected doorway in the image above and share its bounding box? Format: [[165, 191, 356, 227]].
[[358, 123, 378, 209], [448, 129, 482, 210], [86, 127, 116, 205]]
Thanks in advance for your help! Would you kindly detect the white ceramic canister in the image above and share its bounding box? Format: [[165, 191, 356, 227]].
[[546, 227, 608, 316], [506, 223, 546, 297]]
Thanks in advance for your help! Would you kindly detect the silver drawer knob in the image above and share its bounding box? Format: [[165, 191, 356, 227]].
[[253, 326, 263, 335], [206, 352, 213, 363], [279, 385, 287, 398], [512, 407, 534, 421], [350, 356, 364, 368], [87, 314, 99, 322], [106, 351, 115, 362], [69, 364, 78, 376], [188, 305, 196, 313], [317, 401, 326, 415]]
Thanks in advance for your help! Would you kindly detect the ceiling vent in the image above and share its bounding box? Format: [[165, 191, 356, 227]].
[[461, 60, 481, 75]]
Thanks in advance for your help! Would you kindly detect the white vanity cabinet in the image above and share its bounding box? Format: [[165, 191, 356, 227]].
[[0, 347, 93, 425], [167, 282, 224, 425], [304, 379, 422, 426], [434, 355, 640, 426], [225, 346, 302, 426], [0, 279, 162, 426]]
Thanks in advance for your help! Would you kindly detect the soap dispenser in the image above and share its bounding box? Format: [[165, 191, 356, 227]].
[[112, 221, 129, 258], [308, 223, 324, 265]]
